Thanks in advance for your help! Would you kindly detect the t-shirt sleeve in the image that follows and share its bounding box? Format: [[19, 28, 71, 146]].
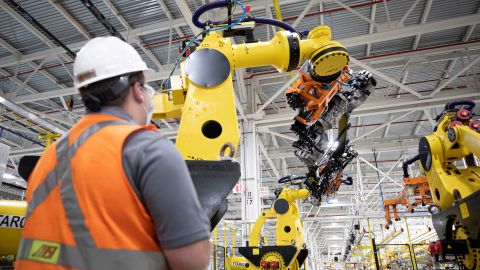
[[122, 130, 211, 249]]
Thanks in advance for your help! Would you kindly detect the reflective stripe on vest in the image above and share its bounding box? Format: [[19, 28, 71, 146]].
[[26, 120, 123, 218], [17, 238, 166, 269], [19, 120, 167, 269]]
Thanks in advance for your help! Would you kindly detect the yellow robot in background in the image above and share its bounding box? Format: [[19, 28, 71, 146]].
[[0, 200, 26, 256], [419, 100, 480, 270], [226, 187, 310, 270], [382, 100, 480, 269]]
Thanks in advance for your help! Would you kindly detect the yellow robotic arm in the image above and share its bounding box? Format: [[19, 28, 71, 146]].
[[419, 100, 480, 269], [154, 25, 348, 161], [419, 100, 480, 209], [0, 201, 26, 256], [226, 188, 310, 270], [233, 26, 348, 76]]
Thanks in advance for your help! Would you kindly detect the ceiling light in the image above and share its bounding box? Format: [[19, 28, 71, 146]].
[[2, 173, 16, 179]]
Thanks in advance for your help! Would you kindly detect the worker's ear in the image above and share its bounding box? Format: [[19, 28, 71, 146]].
[[131, 82, 145, 104]]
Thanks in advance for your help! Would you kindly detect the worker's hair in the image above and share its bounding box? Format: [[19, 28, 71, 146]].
[[79, 71, 145, 111]]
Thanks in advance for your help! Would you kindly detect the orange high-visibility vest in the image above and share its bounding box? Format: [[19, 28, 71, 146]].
[[16, 114, 167, 270]]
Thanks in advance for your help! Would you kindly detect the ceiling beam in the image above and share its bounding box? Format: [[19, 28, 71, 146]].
[[0, 38, 67, 110], [428, 55, 480, 97], [435, 7, 480, 91], [331, 0, 380, 30], [154, 0, 184, 36], [412, 0, 433, 50], [351, 57, 424, 98], [174, 0, 201, 35], [0, 1, 56, 48], [341, 14, 480, 47], [11, 69, 175, 104], [48, 0, 91, 39], [0, 18, 185, 68], [100, 0, 164, 72], [1, 11, 478, 70], [0, 2, 82, 113], [365, 1, 377, 56], [351, 110, 417, 143], [292, 0, 315, 28]]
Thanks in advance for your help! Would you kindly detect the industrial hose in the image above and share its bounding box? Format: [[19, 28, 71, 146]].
[[191, 0, 298, 33], [191, 0, 235, 28], [445, 99, 476, 111], [433, 99, 476, 129], [253, 17, 298, 33], [402, 154, 420, 178]]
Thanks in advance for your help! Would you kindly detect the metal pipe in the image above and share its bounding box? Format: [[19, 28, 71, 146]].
[[3, 115, 43, 134], [231, 227, 236, 256], [402, 155, 419, 178], [367, 218, 379, 270], [0, 96, 65, 134], [223, 223, 227, 261], [404, 217, 418, 270], [1, 127, 45, 147], [213, 227, 218, 270], [373, 150, 385, 206], [379, 228, 403, 245]]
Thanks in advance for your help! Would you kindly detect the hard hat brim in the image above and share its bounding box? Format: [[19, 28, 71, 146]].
[[76, 67, 156, 90], [143, 68, 155, 81]]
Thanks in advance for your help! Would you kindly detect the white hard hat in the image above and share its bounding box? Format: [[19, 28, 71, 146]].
[[74, 36, 154, 89]]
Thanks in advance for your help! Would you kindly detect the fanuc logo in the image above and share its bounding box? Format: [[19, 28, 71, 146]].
[[0, 214, 25, 228], [232, 262, 249, 267]]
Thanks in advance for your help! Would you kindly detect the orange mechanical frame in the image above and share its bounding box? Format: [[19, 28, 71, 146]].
[[286, 66, 350, 126], [384, 176, 432, 229], [325, 169, 345, 196]]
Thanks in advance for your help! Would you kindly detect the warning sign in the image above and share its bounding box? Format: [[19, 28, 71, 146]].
[[0, 214, 26, 229], [460, 202, 470, 219]]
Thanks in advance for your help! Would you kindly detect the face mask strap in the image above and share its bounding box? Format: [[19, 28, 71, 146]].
[[141, 86, 155, 125]]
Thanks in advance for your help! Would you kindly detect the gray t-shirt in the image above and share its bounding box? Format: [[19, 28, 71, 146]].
[[95, 107, 210, 249]]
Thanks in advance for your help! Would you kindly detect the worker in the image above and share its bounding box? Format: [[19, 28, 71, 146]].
[[435, 240, 445, 262], [428, 241, 438, 261], [15, 36, 211, 270]]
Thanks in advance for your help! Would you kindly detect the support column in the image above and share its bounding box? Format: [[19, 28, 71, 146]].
[[240, 120, 261, 244], [0, 143, 10, 184], [405, 217, 418, 270]]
